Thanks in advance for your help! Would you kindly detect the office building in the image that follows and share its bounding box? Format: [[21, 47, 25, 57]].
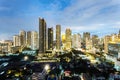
[[39, 18, 46, 53]]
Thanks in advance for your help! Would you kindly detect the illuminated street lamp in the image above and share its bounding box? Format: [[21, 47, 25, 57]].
[[24, 56, 29, 61], [44, 64, 50, 71]]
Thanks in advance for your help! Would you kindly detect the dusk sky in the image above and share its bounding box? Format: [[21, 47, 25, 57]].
[[0, 0, 120, 40]]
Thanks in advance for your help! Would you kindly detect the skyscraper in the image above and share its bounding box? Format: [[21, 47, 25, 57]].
[[92, 35, 98, 47], [56, 25, 61, 50], [118, 30, 120, 38], [31, 31, 39, 50], [83, 32, 90, 48], [72, 33, 81, 49], [13, 35, 20, 47], [65, 28, 72, 49], [48, 27, 53, 50], [104, 35, 111, 53], [39, 18, 46, 53], [19, 30, 26, 46], [27, 31, 32, 48], [83, 32, 90, 42]]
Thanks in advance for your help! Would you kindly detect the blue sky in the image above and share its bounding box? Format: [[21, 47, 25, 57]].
[[0, 0, 120, 40]]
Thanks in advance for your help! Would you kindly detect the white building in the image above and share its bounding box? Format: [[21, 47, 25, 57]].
[[72, 33, 81, 49], [13, 35, 21, 47], [31, 31, 39, 50]]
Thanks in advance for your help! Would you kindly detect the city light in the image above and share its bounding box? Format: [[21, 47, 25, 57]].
[[24, 56, 29, 61], [44, 64, 50, 71]]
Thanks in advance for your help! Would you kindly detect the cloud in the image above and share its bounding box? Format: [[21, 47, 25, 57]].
[[0, 6, 10, 11], [0, 0, 120, 40]]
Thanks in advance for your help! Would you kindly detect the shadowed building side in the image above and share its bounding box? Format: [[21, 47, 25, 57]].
[[48, 27, 53, 50], [56, 25, 61, 51], [39, 18, 47, 53]]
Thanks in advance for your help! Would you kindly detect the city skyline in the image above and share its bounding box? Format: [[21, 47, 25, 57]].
[[0, 0, 120, 40]]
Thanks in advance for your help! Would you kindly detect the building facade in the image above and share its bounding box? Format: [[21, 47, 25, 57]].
[[19, 30, 26, 46], [65, 28, 72, 50], [56, 25, 61, 50], [13, 35, 21, 47], [0, 40, 13, 53], [48, 27, 53, 50], [92, 35, 99, 47], [31, 31, 39, 50], [104, 35, 111, 53], [83, 32, 90, 48], [27, 31, 32, 48], [72, 33, 81, 49], [39, 18, 46, 53]]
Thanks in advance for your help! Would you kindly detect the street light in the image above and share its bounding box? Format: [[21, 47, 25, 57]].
[[44, 64, 50, 71], [24, 56, 29, 61]]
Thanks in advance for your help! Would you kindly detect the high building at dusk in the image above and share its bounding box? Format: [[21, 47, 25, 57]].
[[27, 31, 32, 48], [86, 38, 92, 50], [118, 30, 120, 38], [48, 27, 53, 50], [31, 31, 39, 50], [65, 28, 72, 50], [19, 30, 26, 46], [39, 18, 46, 53], [13, 35, 20, 47], [104, 35, 111, 53], [72, 33, 81, 49], [83, 32, 90, 46], [56, 25, 61, 50], [92, 35, 99, 47]]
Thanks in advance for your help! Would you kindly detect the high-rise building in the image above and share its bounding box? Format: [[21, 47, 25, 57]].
[[72, 33, 81, 49], [56, 25, 61, 50], [118, 30, 120, 38], [27, 31, 32, 48], [86, 38, 92, 50], [83, 32, 90, 43], [111, 34, 117, 42], [19, 30, 26, 46], [31, 31, 39, 50], [104, 35, 111, 53], [92, 35, 98, 47], [48, 27, 53, 50], [39, 18, 46, 53], [83, 32, 90, 49], [13, 35, 20, 46], [65, 28, 72, 50]]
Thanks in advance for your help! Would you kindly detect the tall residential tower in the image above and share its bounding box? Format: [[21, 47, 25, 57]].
[[65, 28, 72, 50], [56, 25, 61, 50], [48, 27, 53, 50], [39, 18, 46, 53]]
